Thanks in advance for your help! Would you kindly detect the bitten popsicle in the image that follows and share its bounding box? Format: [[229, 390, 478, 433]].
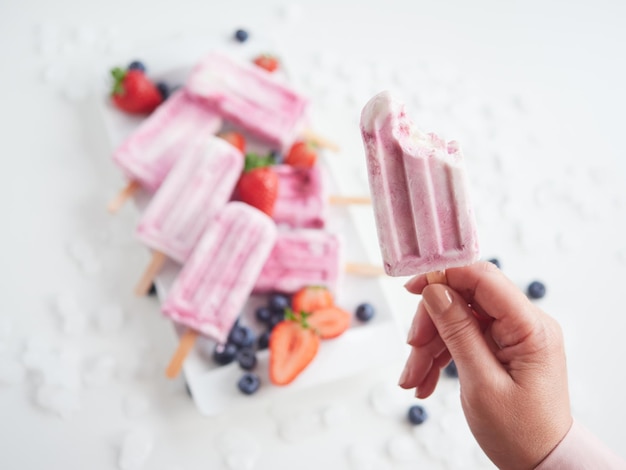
[[360, 91, 479, 277], [162, 202, 278, 378], [108, 89, 223, 212], [134, 135, 243, 295]]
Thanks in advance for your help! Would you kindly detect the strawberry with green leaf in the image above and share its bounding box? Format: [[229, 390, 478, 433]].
[[285, 140, 318, 168], [269, 309, 320, 385], [110, 67, 163, 114], [236, 154, 279, 217]]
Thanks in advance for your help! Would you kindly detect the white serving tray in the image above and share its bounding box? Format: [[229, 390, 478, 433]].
[[98, 37, 404, 416]]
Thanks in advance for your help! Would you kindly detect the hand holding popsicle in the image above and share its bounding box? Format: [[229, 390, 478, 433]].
[[401, 262, 573, 469]]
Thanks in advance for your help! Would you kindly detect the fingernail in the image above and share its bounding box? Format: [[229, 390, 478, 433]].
[[398, 363, 411, 386], [422, 285, 453, 316]]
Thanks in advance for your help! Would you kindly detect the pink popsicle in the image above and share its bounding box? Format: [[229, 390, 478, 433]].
[[112, 89, 223, 192], [136, 135, 244, 264], [162, 202, 277, 343], [186, 52, 309, 151], [254, 230, 342, 294], [272, 164, 326, 228], [360, 91, 479, 276]]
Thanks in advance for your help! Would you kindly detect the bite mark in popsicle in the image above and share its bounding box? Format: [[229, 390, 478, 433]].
[[360, 91, 479, 277]]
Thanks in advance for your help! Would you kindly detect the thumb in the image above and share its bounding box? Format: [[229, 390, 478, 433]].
[[421, 284, 502, 380]]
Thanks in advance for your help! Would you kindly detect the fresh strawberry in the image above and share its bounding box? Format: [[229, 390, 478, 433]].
[[269, 316, 320, 385], [307, 306, 352, 339], [292, 286, 334, 313], [253, 54, 280, 72], [219, 131, 246, 153], [236, 154, 279, 216], [284, 141, 318, 168], [110, 67, 163, 114]]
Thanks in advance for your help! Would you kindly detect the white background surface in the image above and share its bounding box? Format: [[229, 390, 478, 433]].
[[2, 1, 626, 469]]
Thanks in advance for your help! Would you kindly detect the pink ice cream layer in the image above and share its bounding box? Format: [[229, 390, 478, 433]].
[[112, 89, 223, 192], [254, 229, 342, 294], [162, 202, 277, 343], [272, 164, 326, 229], [360, 91, 479, 276], [136, 136, 244, 264], [186, 52, 309, 152]]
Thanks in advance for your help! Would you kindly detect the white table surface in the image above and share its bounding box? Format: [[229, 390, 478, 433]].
[[2, 1, 626, 469]]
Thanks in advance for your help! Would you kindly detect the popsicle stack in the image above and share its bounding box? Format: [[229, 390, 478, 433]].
[[108, 50, 380, 381]]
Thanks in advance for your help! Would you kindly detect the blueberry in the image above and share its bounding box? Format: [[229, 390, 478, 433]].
[[255, 306, 272, 325], [444, 360, 458, 378], [268, 293, 290, 313], [527, 281, 546, 299], [355, 303, 375, 322], [269, 150, 282, 164], [212, 342, 238, 365], [488, 258, 501, 269], [156, 81, 170, 100], [257, 330, 271, 350], [228, 324, 256, 348], [128, 60, 146, 73], [237, 347, 258, 371], [407, 405, 428, 425], [268, 311, 285, 330], [234, 29, 249, 43], [238, 372, 261, 395], [147, 283, 157, 296]]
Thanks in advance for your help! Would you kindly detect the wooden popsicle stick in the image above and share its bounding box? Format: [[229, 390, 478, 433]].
[[165, 329, 199, 379], [301, 129, 341, 153], [328, 195, 371, 205], [426, 270, 448, 285], [344, 262, 386, 276], [134, 251, 167, 296], [107, 180, 140, 213]]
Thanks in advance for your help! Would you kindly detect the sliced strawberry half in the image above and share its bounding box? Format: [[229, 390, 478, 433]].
[[308, 306, 352, 339], [292, 286, 334, 313], [269, 319, 320, 386]]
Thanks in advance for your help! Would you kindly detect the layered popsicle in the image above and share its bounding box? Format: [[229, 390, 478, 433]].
[[162, 202, 278, 344], [254, 230, 342, 294], [136, 135, 244, 263], [186, 52, 309, 151], [272, 164, 326, 228], [360, 91, 479, 276], [112, 89, 223, 192]]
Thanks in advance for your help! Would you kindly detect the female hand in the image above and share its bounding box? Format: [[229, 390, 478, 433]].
[[400, 261, 572, 470]]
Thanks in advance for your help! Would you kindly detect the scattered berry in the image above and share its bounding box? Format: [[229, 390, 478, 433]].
[[147, 283, 157, 296], [285, 141, 318, 168], [488, 258, 501, 269], [407, 405, 428, 425], [234, 29, 249, 43], [269, 293, 290, 313], [270, 319, 320, 385], [238, 372, 261, 395], [213, 342, 238, 366], [236, 155, 279, 216], [110, 67, 163, 114], [527, 281, 546, 299], [155, 81, 170, 100], [307, 306, 351, 339], [269, 150, 282, 164], [355, 303, 375, 322], [237, 348, 258, 371], [292, 286, 334, 313], [268, 312, 285, 330], [228, 324, 256, 349], [127, 60, 146, 73], [257, 331, 271, 350], [219, 131, 246, 153], [444, 360, 458, 378], [255, 306, 272, 325], [253, 54, 279, 72]]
